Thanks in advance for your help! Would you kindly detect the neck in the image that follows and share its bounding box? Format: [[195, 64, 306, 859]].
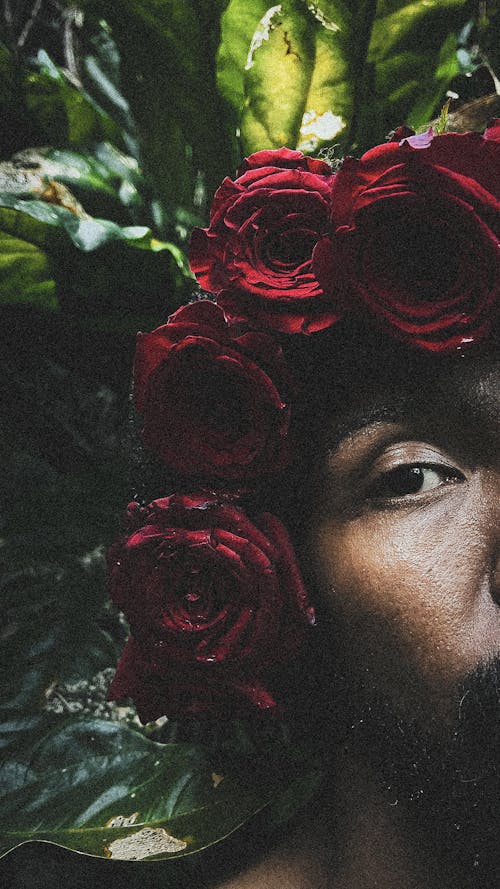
[[316, 741, 438, 889], [215, 739, 462, 889]]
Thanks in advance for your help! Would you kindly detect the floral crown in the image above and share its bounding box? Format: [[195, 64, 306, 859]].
[[108, 122, 500, 724]]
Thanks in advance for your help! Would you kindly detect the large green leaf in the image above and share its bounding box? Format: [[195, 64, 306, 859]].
[[24, 50, 124, 150], [357, 0, 468, 148], [217, 0, 470, 156], [218, 0, 353, 155], [0, 719, 318, 861], [7, 145, 147, 224], [84, 1, 237, 224], [217, 0, 271, 113], [0, 190, 191, 322], [0, 195, 150, 252]]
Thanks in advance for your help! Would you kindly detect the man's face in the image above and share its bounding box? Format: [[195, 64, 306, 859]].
[[308, 352, 500, 880], [311, 354, 500, 719]]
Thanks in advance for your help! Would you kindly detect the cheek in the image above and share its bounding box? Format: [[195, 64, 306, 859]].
[[313, 488, 499, 701]]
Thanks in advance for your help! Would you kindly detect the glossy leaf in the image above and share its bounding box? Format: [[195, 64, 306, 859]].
[[217, 0, 470, 155], [0, 720, 280, 860], [7, 145, 147, 224], [219, 0, 353, 155], [356, 0, 468, 148], [24, 50, 123, 150], [0, 194, 148, 252], [0, 188, 191, 319], [217, 0, 271, 113], [79, 18, 139, 159]]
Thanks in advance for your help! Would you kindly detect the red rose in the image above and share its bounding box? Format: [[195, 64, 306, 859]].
[[107, 495, 314, 720], [107, 635, 279, 722], [134, 300, 292, 480], [189, 147, 337, 334], [313, 122, 500, 351]]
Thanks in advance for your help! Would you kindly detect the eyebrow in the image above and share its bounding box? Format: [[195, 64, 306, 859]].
[[327, 404, 408, 454]]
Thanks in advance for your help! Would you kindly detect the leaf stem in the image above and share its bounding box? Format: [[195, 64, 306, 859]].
[[17, 0, 43, 49]]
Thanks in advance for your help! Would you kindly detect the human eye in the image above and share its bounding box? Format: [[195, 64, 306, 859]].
[[367, 462, 466, 502]]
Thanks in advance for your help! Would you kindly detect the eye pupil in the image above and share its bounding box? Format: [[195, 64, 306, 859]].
[[385, 465, 424, 496]]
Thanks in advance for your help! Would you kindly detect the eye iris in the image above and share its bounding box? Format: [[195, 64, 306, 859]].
[[385, 465, 423, 496]]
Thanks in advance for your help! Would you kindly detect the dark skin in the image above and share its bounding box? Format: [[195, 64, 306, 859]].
[[215, 350, 500, 889]]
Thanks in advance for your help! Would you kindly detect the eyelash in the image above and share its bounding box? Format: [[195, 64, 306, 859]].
[[367, 463, 466, 501]]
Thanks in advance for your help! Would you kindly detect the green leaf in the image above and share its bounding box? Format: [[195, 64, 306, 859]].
[[0, 194, 149, 252], [217, 0, 271, 112], [0, 228, 57, 310], [358, 0, 468, 147], [79, 19, 139, 159], [0, 720, 278, 860], [8, 145, 146, 223], [218, 0, 353, 155], [217, 0, 470, 156], [84, 1, 237, 222], [242, 2, 317, 151], [0, 154, 191, 319], [25, 50, 123, 149], [0, 201, 182, 321]]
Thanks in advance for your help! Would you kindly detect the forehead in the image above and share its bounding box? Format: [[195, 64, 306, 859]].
[[320, 351, 500, 461]]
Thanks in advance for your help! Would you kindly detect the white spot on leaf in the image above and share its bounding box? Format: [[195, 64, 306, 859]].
[[106, 827, 188, 860], [212, 772, 224, 788], [298, 109, 345, 151], [105, 812, 140, 828], [245, 5, 282, 70], [307, 3, 340, 31]]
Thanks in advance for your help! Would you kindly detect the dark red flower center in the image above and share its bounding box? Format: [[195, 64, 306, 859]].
[[163, 560, 231, 630], [173, 349, 253, 440], [265, 229, 316, 268], [360, 201, 466, 301]]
